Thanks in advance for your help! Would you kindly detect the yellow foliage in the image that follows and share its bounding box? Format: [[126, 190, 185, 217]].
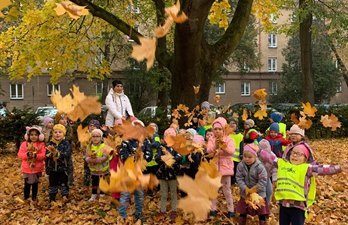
[[0, 0, 11, 17], [208, 0, 231, 30]]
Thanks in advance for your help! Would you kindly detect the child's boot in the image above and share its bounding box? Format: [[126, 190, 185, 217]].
[[239, 216, 247, 225], [89, 194, 97, 202]]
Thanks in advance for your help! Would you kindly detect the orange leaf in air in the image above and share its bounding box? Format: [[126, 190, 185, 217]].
[[154, 17, 174, 38], [0, 0, 11, 17], [290, 113, 299, 124], [254, 109, 267, 120], [320, 114, 341, 131], [54, 1, 89, 20], [242, 109, 248, 121], [77, 125, 90, 144], [302, 102, 317, 117], [103, 135, 123, 150], [165, 0, 188, 23], [161, 147, 176, 167], [193, 85, 200, 95], [214, 95, 220, 103], [177, 168, 221, 221], [258, 100, 268, 111], [177, 104, 190, 113], [131, 37, 157, 71], [253, 88, 268, 100], [232, 112, 239, 118], [164, 134, 192, 156], [245, 186, 266, 210], [298, 116, 312, 130], [113, 120, 155, 143]]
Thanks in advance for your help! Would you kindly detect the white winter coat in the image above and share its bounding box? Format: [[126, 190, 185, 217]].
[[105, 88, 134, 127]]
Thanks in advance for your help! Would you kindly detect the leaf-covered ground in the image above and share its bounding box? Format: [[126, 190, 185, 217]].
[[1, 139, 347, 225]]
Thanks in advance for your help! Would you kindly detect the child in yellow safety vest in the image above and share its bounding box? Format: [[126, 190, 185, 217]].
[[228, 118, 244, 185], [274, 143, 347, 225], [85, 129, 110, 202]]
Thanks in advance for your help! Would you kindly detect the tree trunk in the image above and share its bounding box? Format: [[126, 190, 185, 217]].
[[329, 42, 348, 88], [299, 0, 314, 104]]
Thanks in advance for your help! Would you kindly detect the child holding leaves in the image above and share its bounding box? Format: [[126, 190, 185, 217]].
[[236, 144, 269, 225], [155, 127, 183, 221], [274, 143, 346, 225], [18, 126, 46, 201], [45, 124, 71, 201], [85, 129, 110, 201], [207, 117, 235, 218]]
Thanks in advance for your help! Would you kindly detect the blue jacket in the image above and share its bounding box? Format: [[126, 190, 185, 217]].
[[155, 145, 182, 180], [45, 139, 71, 174]]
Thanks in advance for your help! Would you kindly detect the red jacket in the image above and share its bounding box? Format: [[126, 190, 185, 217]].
[[18, 141, 46, 174]]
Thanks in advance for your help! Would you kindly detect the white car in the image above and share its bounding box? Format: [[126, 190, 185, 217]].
[[35, 106, 58, 121], [138, 106, 171, 119]]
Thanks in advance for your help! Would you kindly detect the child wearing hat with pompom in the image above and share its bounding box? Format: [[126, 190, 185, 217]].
[[207, 117, 235, 218], [18, 126, 46, 202], [274, 142, 347, 225], [265, 122, 291, 158], [45, 124, 71, 201], [236, 143, 269, 225]]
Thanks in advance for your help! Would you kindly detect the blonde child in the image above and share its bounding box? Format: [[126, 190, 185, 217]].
[[45, 124, 71, 201], [274, 143, 346, 225], [85, 129, 109, 201], [236, 144, 269, 225], [207, 117, 235, 218], [18, 126, 46, 201], [42, 116, 54, 144]]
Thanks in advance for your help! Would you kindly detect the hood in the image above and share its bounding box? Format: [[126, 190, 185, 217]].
[[283, 141, 316, 164]]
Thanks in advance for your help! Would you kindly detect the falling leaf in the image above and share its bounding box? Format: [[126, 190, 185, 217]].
[[258, 100, 268, 111], [0, 0, 11, 17], [15, 196, 25, 204], [103, 135, 123, 150], [77, 125, 90, 144], [253, 88, 268, 100], [154, 17, 174, 38], [161, 148, 176, 167], [99, 176, 110, 193], [131, 37, 157, 71], [254, 109, 267, 120], [165, 0, 188, 23], [302, 102, 317, 117], [320, 114, 341, 131], [242, 108, 248, 121], [290, 113, 299, 124], [199, 160, 220, 178], [54, 1, 89, 20], [113, 120, 155, 144], [164, 134, 192, 156], [193, 85, 200, 95], [245, 187, 265, 210], [298, 116, 312, 129], [232, 112, 239, 118], [214, 95, 220, 103]]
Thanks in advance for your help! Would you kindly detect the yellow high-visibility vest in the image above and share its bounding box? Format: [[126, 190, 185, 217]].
[[229, 133, 243, 163], [88, 143, 110, 173]]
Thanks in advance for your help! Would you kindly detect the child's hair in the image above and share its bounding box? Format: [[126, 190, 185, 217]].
[[24, 126, 45, 142]]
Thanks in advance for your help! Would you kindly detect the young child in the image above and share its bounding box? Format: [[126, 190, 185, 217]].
[[243, 119, 259, 144], [274, 143, 346, 225], [45, 124, 71, 201], [236, 144, 269, 225], [269, 112, 287, 138], [205, 128, 214, 142], [265, 122, 290, 158], [85, 129, 110, 201], [145, 122, 162, 176], [42, 116, 54, 144], [207, 117, 235, 218], [118, 120, 152, 222], [229, 118, 244, 185], [155, 127, 183, 221], [18, 126, 46, 201]]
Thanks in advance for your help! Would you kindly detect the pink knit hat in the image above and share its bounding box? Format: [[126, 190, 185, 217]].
[[212, 117, 227, 129], [192, 135, 205, 146], [293, 144, 310, 159], [289, 124, 305, 137], [164, 127, 177, 137], [243, 144, 259, 156]]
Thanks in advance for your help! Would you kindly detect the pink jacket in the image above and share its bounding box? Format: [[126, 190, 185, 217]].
[[207, 136, 235, 176], [18, 141, 46, 174]]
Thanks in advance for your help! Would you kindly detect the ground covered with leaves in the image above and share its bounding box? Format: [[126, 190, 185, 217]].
[[1, 139, 347, 225]]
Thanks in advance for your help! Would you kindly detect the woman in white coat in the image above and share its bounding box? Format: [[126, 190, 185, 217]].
[[105, 80, 135, 127]]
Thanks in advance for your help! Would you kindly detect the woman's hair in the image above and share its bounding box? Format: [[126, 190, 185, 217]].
[[112, 80, 123, 88]]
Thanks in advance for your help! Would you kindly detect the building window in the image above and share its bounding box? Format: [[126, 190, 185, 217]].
[[10, 83, 24, 99], [47, 84, 60, 96], [268, 34, 277, 48], [96, 82, 103, 96], [269, 81, 278, 95], [336, 81, 342, 93], [241, 81, 250, 96], [268, 57, 277, 72], [215, 82, 225, 94]]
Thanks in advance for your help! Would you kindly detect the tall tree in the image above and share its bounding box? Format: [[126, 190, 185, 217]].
[[272, 30, 342, 103]]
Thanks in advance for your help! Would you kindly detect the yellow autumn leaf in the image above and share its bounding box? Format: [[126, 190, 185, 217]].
[[77, 124, 90, 144], [165, 0, 188, 24], [298, 116, 312, 130], [302, 102, 317, 117], [54, 1, 89, 20], [99, 176, 110, 193], [131, 37, 157, 71], [154, 17, 174, 38], [320, 114, 341, 131], [254, 109, 267, 120], [193, 85, 200, 95], [253, 88, 268, 100], [214, 95, 220, 103]]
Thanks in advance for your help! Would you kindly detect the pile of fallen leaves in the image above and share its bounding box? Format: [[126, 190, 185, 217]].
[[1, 139, 347, 224]]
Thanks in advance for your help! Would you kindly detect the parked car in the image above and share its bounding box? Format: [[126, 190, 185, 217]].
[[35, 106, 58, 121], [138, 106, 171, 119], [0, 107, 8, 117]]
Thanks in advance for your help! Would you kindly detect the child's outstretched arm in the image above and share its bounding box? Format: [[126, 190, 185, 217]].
[[307, 164, 343, 177]]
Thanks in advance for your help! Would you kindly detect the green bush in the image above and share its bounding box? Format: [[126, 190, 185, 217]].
[[0, 107, 41, 150]]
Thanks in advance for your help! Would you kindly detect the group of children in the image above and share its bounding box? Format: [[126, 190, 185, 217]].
[[17, 109, 346, 225]]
